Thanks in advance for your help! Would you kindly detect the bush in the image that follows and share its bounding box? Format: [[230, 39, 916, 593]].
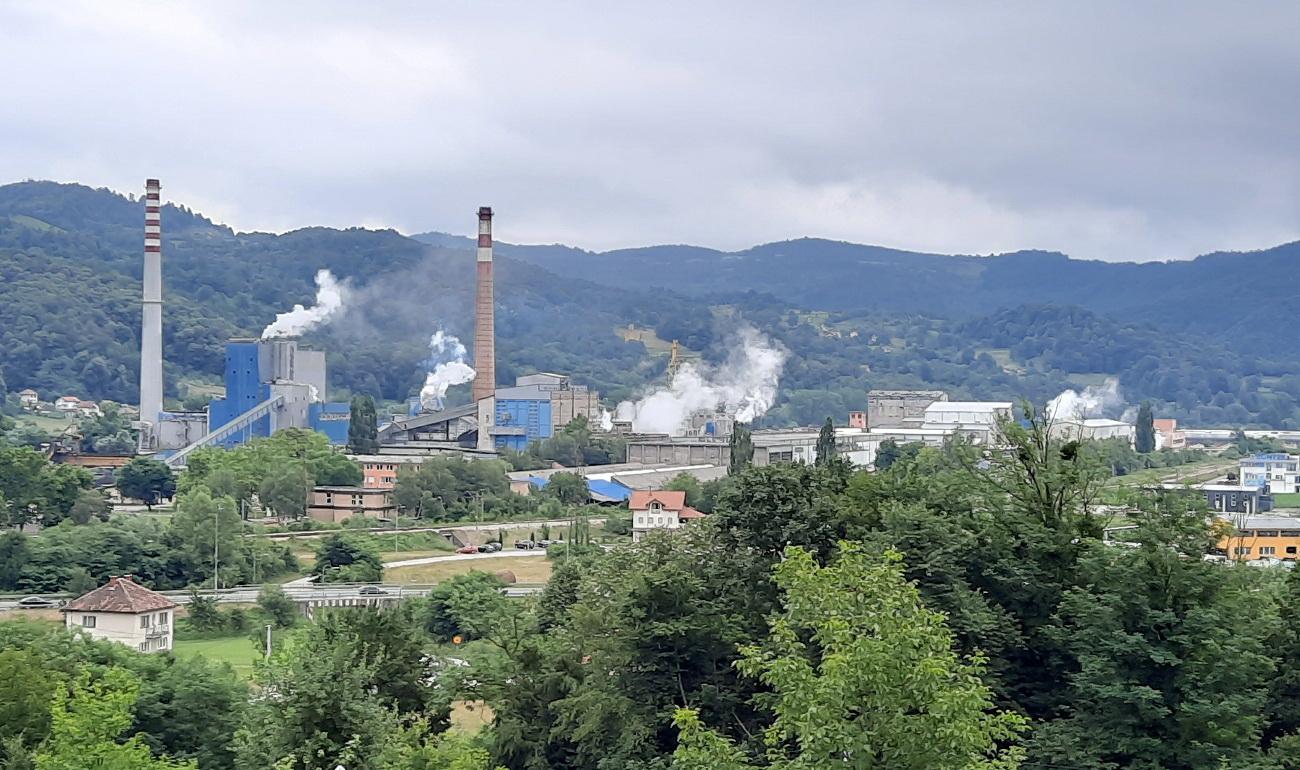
[[256, 585, 297, 628]]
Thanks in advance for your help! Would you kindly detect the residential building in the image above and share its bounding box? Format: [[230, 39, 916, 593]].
[[348, 454, 430, 489], [1153, 418, 1186, 449], [18, 389, 38, 409], [1214, 513, 1300, 561], [1159, 482, 1274, 514], [54, 395, 81, 413], [847, 411, 867, 429], [866, 390, 948, 429], [629, 490, 704, 542], [308, 485, 396, 523], [62, 576, 176, 653], [1240, 453, 1300, 495], [76, 400, 102, 418]]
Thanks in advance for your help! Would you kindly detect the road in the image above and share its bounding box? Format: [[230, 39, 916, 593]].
[[2, 548, 551, 611]]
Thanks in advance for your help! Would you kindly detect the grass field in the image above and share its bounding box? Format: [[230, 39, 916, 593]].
[[173, 635, 262, 678], [387, 555, 553, 585], [1274, 493, 1300, 509], [450, 700, 494, 733], [14, 412, 75, 434]]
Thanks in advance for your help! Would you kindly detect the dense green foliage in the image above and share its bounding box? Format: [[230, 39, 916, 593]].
[[10, 418, 1300, 769], [116, 457, 176, 509], [348, 394, 380, 454], [0, 447, 93, 527]]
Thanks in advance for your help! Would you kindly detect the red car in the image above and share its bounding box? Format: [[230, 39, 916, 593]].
[[456, 545, 479, 554]]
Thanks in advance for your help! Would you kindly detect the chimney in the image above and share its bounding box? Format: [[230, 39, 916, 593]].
[[472, 206, 496, 402], [139, 178, 164, 430]]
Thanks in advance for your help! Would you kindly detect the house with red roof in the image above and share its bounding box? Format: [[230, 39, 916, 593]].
[[629, 489, 705, 542], [63, 576, 176, 653]]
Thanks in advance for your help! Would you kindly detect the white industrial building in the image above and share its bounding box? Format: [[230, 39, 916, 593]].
[[1050, 418, 1136, 446], [1240, 454, 1300, 495]]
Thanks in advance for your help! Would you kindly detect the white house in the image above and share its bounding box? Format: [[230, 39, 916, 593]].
[[630, 490, 704, 543], [54, 395, 81, 413], [1240, 454, 1300, 495], [62, 576, 176, 653], [76, 400, 102, 418], [18, 389, 38, 409]]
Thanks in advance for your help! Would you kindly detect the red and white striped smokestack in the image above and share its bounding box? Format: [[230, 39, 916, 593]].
[[139, 179, 164, 430], [471, 206, 496, 402]]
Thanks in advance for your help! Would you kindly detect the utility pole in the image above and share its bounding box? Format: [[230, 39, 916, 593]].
[[264, 624, 273, 658], [212, 503, 220, 591]]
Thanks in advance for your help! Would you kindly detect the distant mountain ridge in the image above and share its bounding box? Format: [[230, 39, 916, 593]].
[[3, 179, 1299, 430], [414, 231, 1300, 350]]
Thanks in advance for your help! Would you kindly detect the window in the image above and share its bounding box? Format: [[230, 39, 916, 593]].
[[141, 615, 151, 629], [81, 615, 96, 629], [1288, 546, 1297, 555], [140, 642, 148, 652], [1261, 546, 1277, 556], [159, 611, 169, 624], [1236, 547, 1252, 556], [1258, 530, 1281, 537]]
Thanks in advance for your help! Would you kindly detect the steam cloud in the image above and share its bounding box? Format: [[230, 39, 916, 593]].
[[1047, 377, 1124, 422], [419, 330, 475, 412], [615, 326, 787, 435], [599, 408, 614, 431], [261, 269, 346, 339]]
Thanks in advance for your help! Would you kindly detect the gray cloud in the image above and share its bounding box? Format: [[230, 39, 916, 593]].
[[2, 1, 1298, 261]]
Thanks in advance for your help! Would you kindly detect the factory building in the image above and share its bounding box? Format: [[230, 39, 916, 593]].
[[1049, 417, 1136, 446], [491, 373, 602, 452], [206, 338, 350, 448], [866, 390, 948, 429]]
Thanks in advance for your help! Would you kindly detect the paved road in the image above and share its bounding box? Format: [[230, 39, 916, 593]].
[[384, 548, 549, 569], [0, 579, 544, 611]]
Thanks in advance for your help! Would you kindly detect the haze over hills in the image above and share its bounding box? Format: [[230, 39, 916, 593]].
[[4, 179, 1300, 429]]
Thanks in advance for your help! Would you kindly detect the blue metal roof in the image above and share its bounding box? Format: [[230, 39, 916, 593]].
[[587, 479, 632, 501]]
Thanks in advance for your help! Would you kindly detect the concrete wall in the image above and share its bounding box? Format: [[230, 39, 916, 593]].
[[626, 441, 729, 467]]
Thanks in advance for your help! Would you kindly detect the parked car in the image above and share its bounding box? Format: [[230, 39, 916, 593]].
[[514, 540, 536, 550], [359, 586, 387, 595], [16, 596, 59, 609], [456, 545, 479, 554], [485, 542, 502, 553], [537, 539, 553, 547]]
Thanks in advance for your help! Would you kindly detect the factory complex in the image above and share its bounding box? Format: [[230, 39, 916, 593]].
[[122, 180, 1144, 484]]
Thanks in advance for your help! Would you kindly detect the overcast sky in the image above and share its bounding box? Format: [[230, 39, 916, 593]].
[[2, 2, 1297, 261]]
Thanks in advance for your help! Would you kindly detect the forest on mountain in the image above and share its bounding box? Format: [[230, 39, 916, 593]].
[[3, 180, 1299, 428]]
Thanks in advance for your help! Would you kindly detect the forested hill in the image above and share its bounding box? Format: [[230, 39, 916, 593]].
[[4, 180, 1300, 429], [415, 231, 1300, 353], [0, 181, 694, 407]]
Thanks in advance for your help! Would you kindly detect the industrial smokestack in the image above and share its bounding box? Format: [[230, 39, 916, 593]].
[[471, 206, 496, 402], [139, 178, 164, 429]]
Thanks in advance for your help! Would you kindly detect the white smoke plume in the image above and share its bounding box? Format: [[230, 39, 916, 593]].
[[599, 408, 614, 431], [1047, 377, 1124, 422], [419, 330, 475, 412], [616, 326, 787, 435], [261, 269, 346, 339]]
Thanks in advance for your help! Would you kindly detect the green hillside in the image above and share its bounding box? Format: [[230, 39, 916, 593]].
[[3, 181, 1299, 428]]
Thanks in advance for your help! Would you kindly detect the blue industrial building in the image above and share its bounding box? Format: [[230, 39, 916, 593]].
[[493, 384, 554, 452], [207, 339, 350, 448]]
